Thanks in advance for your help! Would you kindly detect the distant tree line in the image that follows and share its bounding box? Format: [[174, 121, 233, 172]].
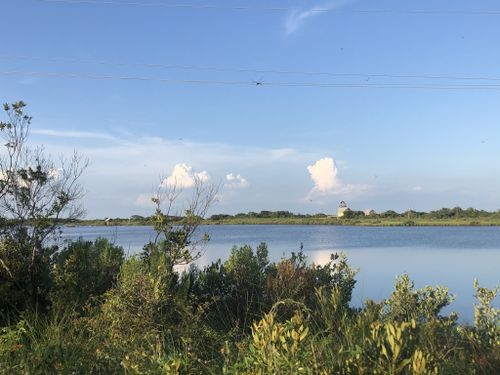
[[207, 207, 500, 221], [209, 210, 328, 220], [343, 207, 499, 220]]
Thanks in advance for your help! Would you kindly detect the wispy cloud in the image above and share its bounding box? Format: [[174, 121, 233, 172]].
[[285, 0, 351, 35], [19, 76, 39, 86], [306, 157, 367, 201], [32, 129, 121, 143]]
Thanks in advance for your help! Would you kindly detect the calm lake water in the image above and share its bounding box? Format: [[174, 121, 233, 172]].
[[61, 225, 500, 322]]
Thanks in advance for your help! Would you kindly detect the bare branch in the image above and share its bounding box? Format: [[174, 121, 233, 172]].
[[146, 175, 219, 269], [0, 102, 88, 304]]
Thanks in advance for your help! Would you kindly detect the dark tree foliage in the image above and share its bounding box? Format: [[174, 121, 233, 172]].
[[50, 238, 124, 311], [0, 102, 88, 313]]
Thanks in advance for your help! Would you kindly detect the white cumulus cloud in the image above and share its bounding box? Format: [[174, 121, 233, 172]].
[[161, 163, 209, 189], [225, 173, 248, 189], [307, 157, 340, 192], [307, 157, 367, 199]]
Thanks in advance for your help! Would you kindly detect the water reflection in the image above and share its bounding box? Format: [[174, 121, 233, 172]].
[[61, 225, 500, 322], [307, 247, 500, 323]]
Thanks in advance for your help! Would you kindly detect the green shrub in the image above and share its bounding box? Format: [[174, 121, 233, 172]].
[[223, 308, 317, 374], [384, 274, 456, 323], [0, 311, 99, 374], [50, 238, 124, 311], [467, 280, 500, 373], [1, 241, 499, 374], [83, 253, 224, 373], [0, 236, 54, 318]]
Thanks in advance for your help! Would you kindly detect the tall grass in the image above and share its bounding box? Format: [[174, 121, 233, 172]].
[[0, 240, 499, 374]]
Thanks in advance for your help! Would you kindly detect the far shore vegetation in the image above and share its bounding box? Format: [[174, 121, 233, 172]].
[[72, 207, 500, 227]]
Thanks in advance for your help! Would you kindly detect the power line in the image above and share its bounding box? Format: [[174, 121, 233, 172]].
[[1, 70, 245, 85], [2, 55, 500, 83], [35, 0, 500, 16], [4, 70, 500, 90]]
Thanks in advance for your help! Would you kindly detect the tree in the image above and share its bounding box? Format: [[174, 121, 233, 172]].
[[50, 238, 124, 311], [0, 101, 88, 311], [342, 209, 365, 219], [380, 210, 400, 219], [142, 175, 218, 270]]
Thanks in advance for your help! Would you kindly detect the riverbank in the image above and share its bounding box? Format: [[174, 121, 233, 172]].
[[71, 217, 500, 227], [205, 217, 500, 226]]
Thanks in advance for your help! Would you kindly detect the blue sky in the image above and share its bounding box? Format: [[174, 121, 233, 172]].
[[1, 0, 500, 218]]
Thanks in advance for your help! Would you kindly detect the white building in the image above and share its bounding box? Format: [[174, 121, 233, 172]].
[[337, 201, 349, 217]]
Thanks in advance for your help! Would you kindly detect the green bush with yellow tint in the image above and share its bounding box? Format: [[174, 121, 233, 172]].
[[0, 242, 498, 374]]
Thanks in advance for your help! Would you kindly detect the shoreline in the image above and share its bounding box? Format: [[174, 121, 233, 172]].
[[67, 219, 500, 227]]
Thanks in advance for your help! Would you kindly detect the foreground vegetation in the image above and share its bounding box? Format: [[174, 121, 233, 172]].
[[0, 102, 498, 373], [1, 238, 499, 374]]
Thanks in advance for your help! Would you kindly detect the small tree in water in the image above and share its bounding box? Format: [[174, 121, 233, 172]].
[[141, 175, 218, 271], [0, 101, 88, 312]]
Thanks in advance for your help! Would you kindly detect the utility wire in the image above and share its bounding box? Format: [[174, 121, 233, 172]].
[[4, 70, 500, 90], [2, 55, 500, 83], [35, 0, 500, 15]]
